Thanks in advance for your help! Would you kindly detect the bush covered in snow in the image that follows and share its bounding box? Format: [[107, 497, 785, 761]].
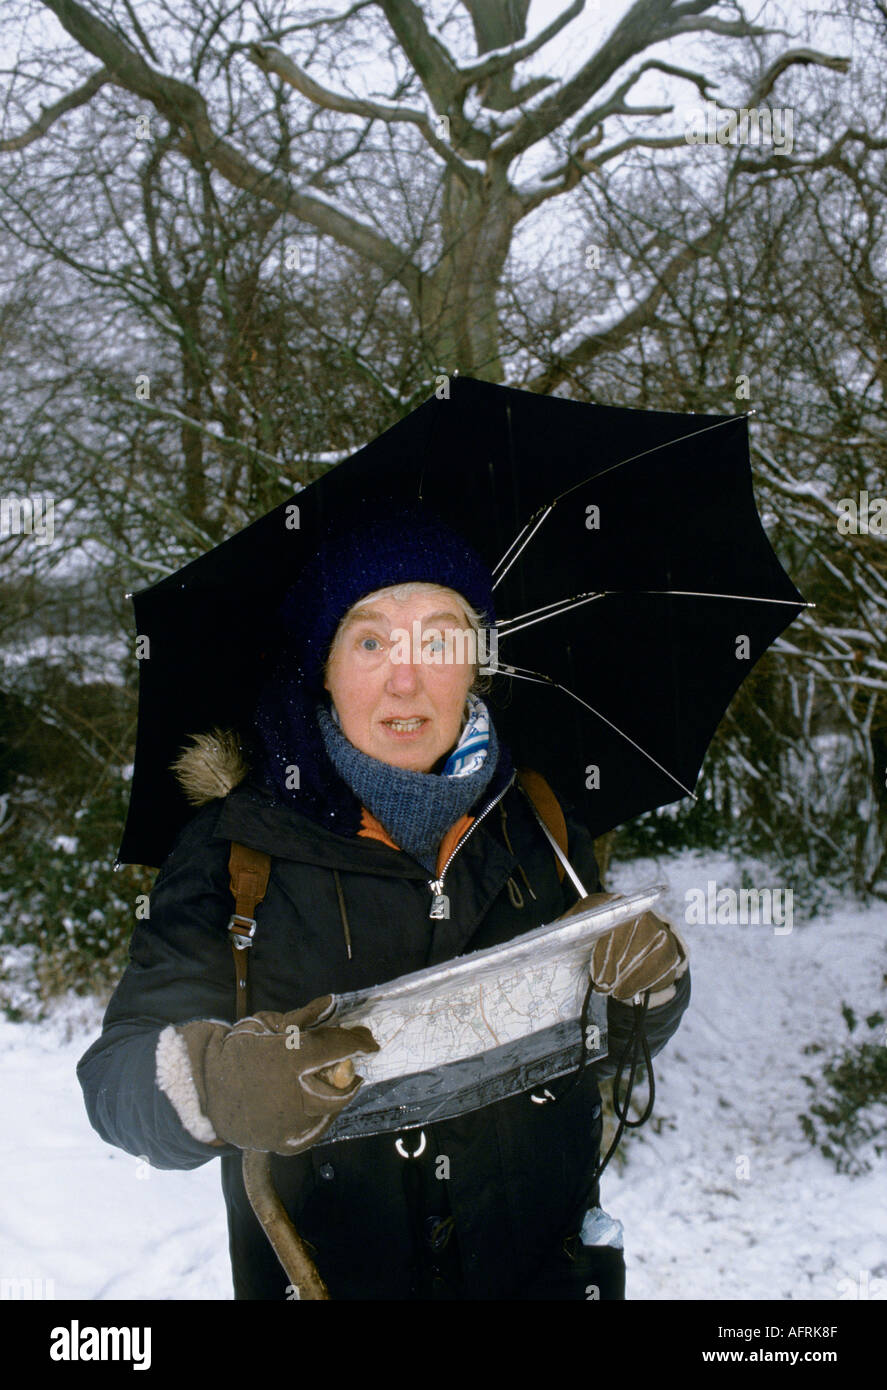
[[0, 770, 152, 1019], [799, 1005, 887, 1176], [609, 707, 881, 915]]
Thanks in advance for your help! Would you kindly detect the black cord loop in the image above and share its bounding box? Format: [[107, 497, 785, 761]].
[[591, 991, 655, 1184]]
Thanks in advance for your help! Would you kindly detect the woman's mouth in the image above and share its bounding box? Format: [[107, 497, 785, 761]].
[[381, 717, 427, 734]]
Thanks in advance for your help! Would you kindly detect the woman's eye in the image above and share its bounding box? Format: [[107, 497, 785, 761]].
[[426, 638, 445, 654], [360, 636, 382, 652]]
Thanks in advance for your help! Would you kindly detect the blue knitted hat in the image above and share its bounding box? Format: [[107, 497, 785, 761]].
[[277, 505, 496, 693]]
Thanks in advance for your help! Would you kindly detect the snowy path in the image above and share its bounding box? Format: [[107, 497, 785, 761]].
[[605, 851, 886, 1300], [1, 850, 884, 1301]]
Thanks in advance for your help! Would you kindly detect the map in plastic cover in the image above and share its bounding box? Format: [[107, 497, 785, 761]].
[[323, 885, 664, 1141]]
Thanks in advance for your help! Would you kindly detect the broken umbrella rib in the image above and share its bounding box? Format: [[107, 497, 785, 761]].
[[491, 504, 552, 589], [493, 662, 697, 800]]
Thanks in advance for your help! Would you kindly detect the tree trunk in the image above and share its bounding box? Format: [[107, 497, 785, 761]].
[[421, 172, 520, 381]]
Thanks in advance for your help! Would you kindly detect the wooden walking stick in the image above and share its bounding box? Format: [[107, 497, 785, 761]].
[[242, 1150, 330, 1300], [241, 1057, 355, 1302]]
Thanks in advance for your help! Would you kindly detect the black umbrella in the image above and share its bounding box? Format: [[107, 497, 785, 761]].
[[118, 376, 804, 868]]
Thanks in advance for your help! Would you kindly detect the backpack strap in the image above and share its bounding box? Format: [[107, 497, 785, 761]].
[[228, 842, 271, 1021], [516, 767, 588, 898]]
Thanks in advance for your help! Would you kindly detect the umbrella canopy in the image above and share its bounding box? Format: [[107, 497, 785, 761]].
[[119, 376, 804, 868]]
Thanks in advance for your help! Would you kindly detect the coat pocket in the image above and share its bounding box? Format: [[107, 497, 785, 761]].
[[517, 1229, 626, 1300]]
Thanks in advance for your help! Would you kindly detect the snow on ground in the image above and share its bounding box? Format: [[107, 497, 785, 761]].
[[0, 848, 884, 1301], [0, 998, 232, 1300], [604, 850, 887, 1301]]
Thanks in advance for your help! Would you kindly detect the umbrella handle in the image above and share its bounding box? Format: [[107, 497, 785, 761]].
[[242, 1148, 331, 1301]]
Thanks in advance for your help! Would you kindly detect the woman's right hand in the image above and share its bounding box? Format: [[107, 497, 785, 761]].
[[155, 995, 379, 1154]]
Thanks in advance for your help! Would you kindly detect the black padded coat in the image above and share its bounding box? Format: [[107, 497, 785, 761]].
[[77, 768, 690, 1300]]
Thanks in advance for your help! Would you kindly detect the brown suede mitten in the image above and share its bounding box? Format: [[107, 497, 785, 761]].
[[156, 994, 379, 1154], [559, 892, 689, 1005]]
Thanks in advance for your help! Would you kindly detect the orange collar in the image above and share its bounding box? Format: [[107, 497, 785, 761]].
[[358, 807, 475, 878]]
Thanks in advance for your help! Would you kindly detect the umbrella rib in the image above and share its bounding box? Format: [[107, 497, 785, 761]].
[[496, 592, 604, 638], [555, 413, 751, 502], [614, 589, 811, 607], [496, 589, 811, 640], [496, 662, 698, 800], [491, 414, 752, 589]]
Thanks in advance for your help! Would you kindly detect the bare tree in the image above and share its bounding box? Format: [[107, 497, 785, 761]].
[[4, 0, 884, 919], [8, 0, 850, 383], [501, 0, 887, 893]]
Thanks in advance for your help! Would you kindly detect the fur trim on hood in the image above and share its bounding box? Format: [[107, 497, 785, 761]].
[[171, 728, 248, 806], [170, 708, 514, 842]]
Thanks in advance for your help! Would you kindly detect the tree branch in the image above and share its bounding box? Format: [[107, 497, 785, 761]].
[[376, 0, 459, 111], [456, 0, 585, 87], [732, 126, 884, 178], [375, 0, 498, 157], [245, 1, 376, 37], [519, 53, 719, 209], [0, 66, 109, 151], [498, 75, 557, 110], [246, 41, 480, 185], [134, 401, 292, 478], [527, 219, 725, 391], [519, 132, 689, 210], [668, 0, 721, 16], [247, 41, 427, 125], [491, 0, 708, 162], [666, 16, 774, 38], [748, 47, 851, 105], [527, 42, 853, 207], [571, 56, 717, 142], [35, 0, 425, 303]]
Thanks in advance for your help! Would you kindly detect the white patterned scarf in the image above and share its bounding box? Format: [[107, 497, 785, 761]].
[[441, 693, 490, 778]]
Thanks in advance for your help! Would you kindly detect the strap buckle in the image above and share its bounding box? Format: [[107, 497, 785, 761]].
[[228, 914, 256, 949]]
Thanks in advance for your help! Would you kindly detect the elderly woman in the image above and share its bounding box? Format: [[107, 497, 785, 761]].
[[78, 509, 690, 1300]]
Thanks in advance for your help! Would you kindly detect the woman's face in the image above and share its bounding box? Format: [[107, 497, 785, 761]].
[[323, 586, 476, 773]]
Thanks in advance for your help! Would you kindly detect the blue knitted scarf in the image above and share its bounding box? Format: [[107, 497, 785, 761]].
[[316, 700, 499, 874]]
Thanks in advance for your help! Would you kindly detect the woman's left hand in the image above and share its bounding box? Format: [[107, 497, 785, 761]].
[[592, 903, 689, 1005], [559, 893, 690, 1005]]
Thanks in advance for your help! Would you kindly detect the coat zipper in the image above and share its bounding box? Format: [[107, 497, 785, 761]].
[[427, 772, 516, 918]]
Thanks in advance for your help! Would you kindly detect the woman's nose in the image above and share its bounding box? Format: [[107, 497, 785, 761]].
[[386, 651, 421, 693]]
